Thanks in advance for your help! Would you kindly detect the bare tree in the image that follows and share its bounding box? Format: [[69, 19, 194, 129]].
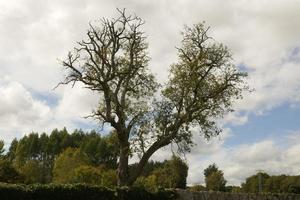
[[58, 9, 248, 186]]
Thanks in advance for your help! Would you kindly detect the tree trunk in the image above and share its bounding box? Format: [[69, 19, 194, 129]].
[[128, 138, 170, 185], [127, 145, 157, 185], [119, 130, 174, 186], [117, 141, 130, 186]]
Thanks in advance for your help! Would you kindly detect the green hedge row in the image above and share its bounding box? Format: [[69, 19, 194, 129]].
[[0, 183, 177, 200]]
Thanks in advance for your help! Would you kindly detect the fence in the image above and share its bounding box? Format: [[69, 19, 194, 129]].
[[176, 189, 300, 200]]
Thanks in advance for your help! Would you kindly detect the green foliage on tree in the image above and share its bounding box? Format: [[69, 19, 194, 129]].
[[241, 172, 270, 193], [263, 175, 286, 193], [204, 164, 227, 191], [204, 163, 218, 178], [241, 172, 300, 194], [279, 175, 300, 193], [1, 128, 119, 184], [135, 175, 158, 192], [52, 147, 89, 183], [134, 156, 188, 190], [100, 169, 118, 188], [0, 159, 22, 183], [164, 156, 188, 189], [0, 140, 4, 158], [19, 160, 44, 184], [58, 9, 248, 186], [6, 138, 18, 162], [206, 171, 227, 191], [80, 131, 119, 168], [129, 160, 165, 177], [72, 165, 117, 187], [52, 146, 118, 186], [72, 165, 103, 185]]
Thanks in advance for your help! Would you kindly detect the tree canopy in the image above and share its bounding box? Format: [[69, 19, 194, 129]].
[[204, 163, 219, 178], [58, 9, 248, 186], [204, 163, 227, 191], [134, 156, 188, 190], [0, 128, 119, 184], [53, 147, 89, 183], [0, 140, 4, 158]]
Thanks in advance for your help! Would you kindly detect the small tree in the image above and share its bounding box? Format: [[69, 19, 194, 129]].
[[206, 171, 227, 191], [58, 9, 248, 186], [204, 164, 227, 191], [165, 156, 188, 189]]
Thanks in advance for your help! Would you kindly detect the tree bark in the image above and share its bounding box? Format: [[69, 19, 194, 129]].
[[117, 141, 130, 186]]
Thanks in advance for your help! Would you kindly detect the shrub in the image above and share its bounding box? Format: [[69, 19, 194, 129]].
[[0, 184, 27, 200], [117, 187, 176, 200], [0, 183, 176, 200], [28, 184, 115, 200]]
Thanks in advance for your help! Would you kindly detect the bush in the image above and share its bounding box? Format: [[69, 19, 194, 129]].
[[117, 187, 176, 200], [0, 184, 27, 200], [0, 184, 115, 200], [28, 184, 115, 200], [0, 183, 176, 200]]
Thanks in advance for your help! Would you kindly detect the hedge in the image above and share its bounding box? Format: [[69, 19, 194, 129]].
[[0, 183, 177, 200]]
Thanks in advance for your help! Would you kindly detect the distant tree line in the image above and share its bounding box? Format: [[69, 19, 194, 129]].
[[189, 164, 300, 194], [0, 128, 188, 190], [1, 130, 299, 194], [241, 172, 300, 194]]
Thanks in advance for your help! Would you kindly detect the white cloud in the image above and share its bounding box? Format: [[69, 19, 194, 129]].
[[1, 0, 300, 119], [0, 77, 99, 144], [222, 112, 249, 126], [186, 132, 300, 186], [54, 83, 99, 122], [0, 77, 51, 142]]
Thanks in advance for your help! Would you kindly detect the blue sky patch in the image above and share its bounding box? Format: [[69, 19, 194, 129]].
[[225, 103, 300, 147]]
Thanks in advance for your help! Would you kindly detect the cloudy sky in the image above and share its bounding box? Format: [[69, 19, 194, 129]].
[[1, 0, 300, 186]]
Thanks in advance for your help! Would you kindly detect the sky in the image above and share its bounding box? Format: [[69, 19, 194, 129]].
[[1, 0, 300, 186]]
